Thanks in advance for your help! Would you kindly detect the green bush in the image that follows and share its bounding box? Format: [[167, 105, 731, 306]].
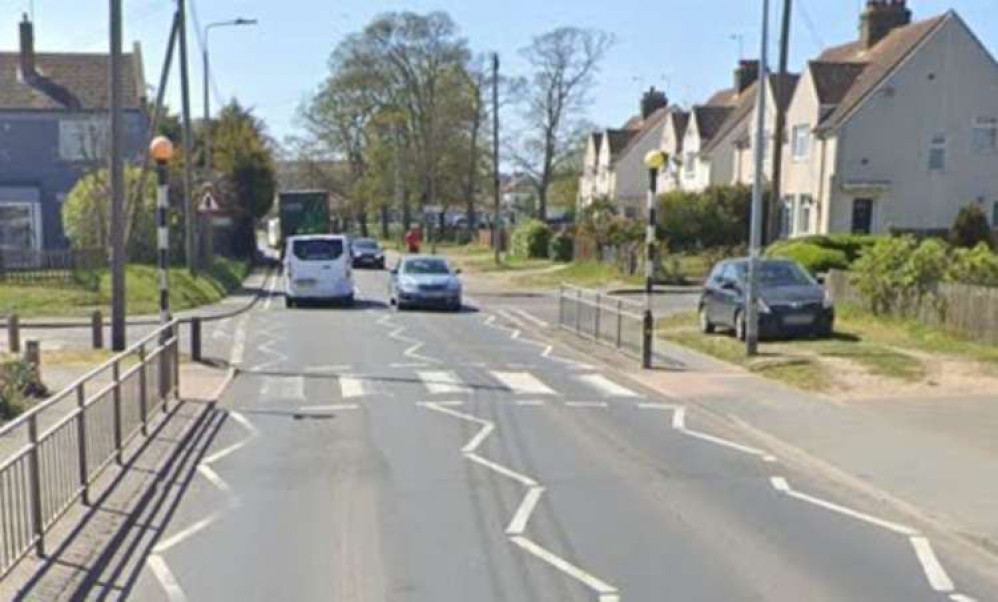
[[947, 243, 998, 286], [511, 219, 552, 259], [851, 237, 950, 315], [0, 360, 47, 421], [657, 185, 753, 252], [549, 232, 574, 262], [62, 166, 157, 262], [767, 241, 849, 274], [949, 204, 993, 249], [767, 234, 880, 267]]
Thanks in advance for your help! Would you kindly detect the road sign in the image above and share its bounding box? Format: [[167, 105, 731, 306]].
[[198, 191, 220, 213]]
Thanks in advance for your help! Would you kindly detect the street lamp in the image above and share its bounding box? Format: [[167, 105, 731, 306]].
[[746, 0, 771, 356], [642, 149, 668, 369], [203, 18, 257, 173], [150, 136, 175, 339]]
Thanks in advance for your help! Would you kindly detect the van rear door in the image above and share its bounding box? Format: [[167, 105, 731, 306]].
[[288, 238, 349, 292]]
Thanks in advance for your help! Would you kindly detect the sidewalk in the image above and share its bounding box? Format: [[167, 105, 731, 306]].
[[622, 338, 998, 554]]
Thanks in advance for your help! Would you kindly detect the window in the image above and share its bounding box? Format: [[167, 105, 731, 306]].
[[0, 201, 41, 251], [797, 195, 814, 234], [928, 134, 946, 171], [973, 118, 998, 154], [684, 152, 696, 178], [779, 196, 794, 239], [792, 124, 810, 160], [292, 238, 344, 261], [59, 118, 109, 162], [852, 198, 874, 234]]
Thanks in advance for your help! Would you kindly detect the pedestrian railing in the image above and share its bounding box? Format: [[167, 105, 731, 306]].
[[0, 321, 179, 578], [557, 285, 652, 364]]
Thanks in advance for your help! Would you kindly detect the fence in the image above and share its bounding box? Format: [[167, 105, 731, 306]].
[[0, 248, 106, 283], [573, 235, 642, 276], [826, 269, 998, 344], [558, 285, 651, 364], [0, 321, 179, 578]]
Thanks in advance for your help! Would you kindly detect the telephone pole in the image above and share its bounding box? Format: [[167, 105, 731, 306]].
[[768, 0, 793, 243], [746, 0, 771, 356], [491, 53, 501, 266], [177, 0, 197, 275], [109, 0, 126, 351]]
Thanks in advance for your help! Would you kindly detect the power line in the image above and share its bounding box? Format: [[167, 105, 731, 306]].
[[187, 0, 226, 108], [797, 0, 826, 52]]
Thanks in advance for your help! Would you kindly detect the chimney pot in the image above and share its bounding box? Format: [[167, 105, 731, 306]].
[[640, 86, 668, 120], [734, 60, 760, 94], [19, 14, 36, 80], [860, 0, 912, 49]]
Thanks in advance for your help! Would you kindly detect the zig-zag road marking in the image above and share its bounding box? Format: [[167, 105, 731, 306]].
[[483, 311, 593, 370], [421, 402, 620, 601], [376, 313, 441, 364]]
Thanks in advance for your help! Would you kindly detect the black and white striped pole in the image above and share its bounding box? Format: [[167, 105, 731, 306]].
[[150, 136, 175, 339], [642, 150, 668, 369]]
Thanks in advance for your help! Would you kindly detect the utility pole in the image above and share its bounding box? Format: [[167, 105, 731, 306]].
[[746, 0, 771, 356], [768, 0, 793, 243], [491, 52, 501, 266], [393, 122, 404, 244], [177, 0, 197, 275], [109, 0, 126, 351]]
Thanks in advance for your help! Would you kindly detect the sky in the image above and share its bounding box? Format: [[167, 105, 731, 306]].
[[0, 0, 995, 143]]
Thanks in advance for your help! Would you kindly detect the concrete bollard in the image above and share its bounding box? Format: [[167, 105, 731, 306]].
[[91, 310, 104, 349], [24, 339, 40, 379], [7, 313, 20, 354], [190, 318, 202, 363]]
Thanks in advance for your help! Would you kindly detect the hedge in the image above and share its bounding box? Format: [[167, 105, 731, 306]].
[[511, 219, 552, 259]]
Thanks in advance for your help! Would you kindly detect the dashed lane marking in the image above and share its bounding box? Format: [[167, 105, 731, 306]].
[[490, 371, 556, 396], [576, 373, 640, 398]]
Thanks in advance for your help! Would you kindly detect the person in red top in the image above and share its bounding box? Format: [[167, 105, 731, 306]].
[[404, 226, 422, 253]]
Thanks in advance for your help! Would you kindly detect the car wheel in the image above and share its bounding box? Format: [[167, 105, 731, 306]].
[[698, 306, 715, 334], [285, 296, 295, 309], [451, 299, 462, 313], [344, 294, 355, 308], [734, 311, 747, 341]]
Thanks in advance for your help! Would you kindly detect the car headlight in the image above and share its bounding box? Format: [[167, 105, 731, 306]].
[[758, 299, 771, 314], [399, 277, 418, 292], [823, 290, 834, 309]]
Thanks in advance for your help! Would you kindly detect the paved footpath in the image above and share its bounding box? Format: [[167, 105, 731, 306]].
[[90, 269, 998, 600]]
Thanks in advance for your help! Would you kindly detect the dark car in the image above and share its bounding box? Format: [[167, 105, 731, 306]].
[[699, 258, 834, 340], [350, 238, 385, 269]]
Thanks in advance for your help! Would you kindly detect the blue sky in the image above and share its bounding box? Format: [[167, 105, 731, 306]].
[[1, 0, 995, 141]]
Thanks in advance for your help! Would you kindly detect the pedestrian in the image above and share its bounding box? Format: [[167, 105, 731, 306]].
[[405, 226, 422, 254]]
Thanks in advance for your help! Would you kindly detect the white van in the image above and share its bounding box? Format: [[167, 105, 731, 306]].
[[284, 234, 354, 307]]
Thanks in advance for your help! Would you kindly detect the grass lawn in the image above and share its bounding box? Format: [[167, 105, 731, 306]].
[[0, 258, 250, 318], [657, 308, 936, 393]]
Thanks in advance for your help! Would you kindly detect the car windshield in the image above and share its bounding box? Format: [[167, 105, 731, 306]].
[[292, 239, 343, 261], [354, 239, 378, 250], [402, 258, 450, 275], [753, 261, 815, 287]]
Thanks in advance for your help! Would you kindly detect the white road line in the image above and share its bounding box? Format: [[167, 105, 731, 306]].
[[565, 401, 609, 409], [770, 475, 918, 536], [465, 453, 538, 487], [201, 439, 249, 465], [672, 406, 687, 429], [491, 371, 555, 396], [418, 371, 470, 395], [229, 311, 251, 366], [577, 373, 640, 398], [304, 365, 353, 373], [463, 423, 495, 454], [229, 410, 260, 437], [910, 536, 955, 592], [298, 403, 362, 412], [339, 376, 368, 399], [208, 367, 237, 402], [506, 486, 545, 535], [153, 512, 222, 554], [196, 465, 232, 495], [515, 400, 546, 407], [510, 536, 619, 597], [261, 376, 305, 401], [636, 402, 679, 410], [147, 555, 187, 602], [950, 595, 979, 602], [389, 362, 430, 369], [514, 308, 550, 328], [416, 400, 464, 407]]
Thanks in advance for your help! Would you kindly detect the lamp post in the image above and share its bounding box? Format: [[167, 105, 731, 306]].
[[746, 0, 771, 356], [642, 150, 668, 369], [203, 18, 257, 174], [150, 136, 175, 340]]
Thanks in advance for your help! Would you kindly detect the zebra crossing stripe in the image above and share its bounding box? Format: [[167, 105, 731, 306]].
[[490, 371, 555, 395], [418, 371, 470, 395]]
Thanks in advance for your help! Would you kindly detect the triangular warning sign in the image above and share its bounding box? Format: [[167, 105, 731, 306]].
[[198, 192, 220, 213]]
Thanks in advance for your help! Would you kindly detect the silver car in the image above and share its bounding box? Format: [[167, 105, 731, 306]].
[[388, 255, 463, 311]]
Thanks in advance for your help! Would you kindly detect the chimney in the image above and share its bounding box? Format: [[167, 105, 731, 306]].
[[18, 14, 36, 80], [640, 86, 668, 119], [734, 60, 759, 94], [860, 0, 912, 49]]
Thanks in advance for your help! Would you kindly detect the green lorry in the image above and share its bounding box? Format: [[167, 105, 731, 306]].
[[276, 190, 331, 248]]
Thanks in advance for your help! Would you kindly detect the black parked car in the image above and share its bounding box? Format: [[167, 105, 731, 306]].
[[699, 258, 834, 340], [350, 238, 385, 269]]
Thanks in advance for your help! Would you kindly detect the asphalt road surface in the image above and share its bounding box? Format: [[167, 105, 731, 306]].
[[122, 268, 991, 602]]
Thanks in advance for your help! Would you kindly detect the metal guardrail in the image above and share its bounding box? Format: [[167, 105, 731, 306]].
[[557, 285, 651, 363], [0, 321, 180, 578]]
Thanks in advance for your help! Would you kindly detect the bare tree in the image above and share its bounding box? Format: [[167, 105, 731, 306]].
[[517, 27, 613, 221]]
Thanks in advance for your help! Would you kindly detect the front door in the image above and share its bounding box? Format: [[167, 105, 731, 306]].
[[851, 198, 873, 234]]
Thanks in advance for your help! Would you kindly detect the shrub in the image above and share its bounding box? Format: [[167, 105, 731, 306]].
[[62, 166, 157, 262], [549, 232, 574, 262], [767, 241, 849, 274], [511, 219, 552, 259], [657, 185, 753, 252], [767, 234, 880, 268], [851, 237, 949, 315], [0, 360, 47, 421], [947, 243, 998, 286], [950, 204, 993, 249]]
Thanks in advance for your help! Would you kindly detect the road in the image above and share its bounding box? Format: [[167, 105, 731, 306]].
[[122, 267, 990, 601]]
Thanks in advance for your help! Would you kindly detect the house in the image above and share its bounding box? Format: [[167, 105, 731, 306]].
[[0, 16, 148, 251], [729, 72, 800, 186], [656, 109, 689, 193], [577, 87, 668, 216], [779, 0, 998, 237]]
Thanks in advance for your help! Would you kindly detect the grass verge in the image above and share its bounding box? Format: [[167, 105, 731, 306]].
[[0, 257, 250, 318]]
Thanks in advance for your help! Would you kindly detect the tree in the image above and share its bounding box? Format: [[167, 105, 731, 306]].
[[517, 27, 613, 222], [63, 166, 157, 261], [950, 204, 994, 249], [211, 101, 277, 258]]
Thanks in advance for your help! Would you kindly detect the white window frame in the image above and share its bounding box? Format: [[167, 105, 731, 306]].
[[791, 124, 810, 160], [972, 117, 998, 155], [0, 200, 43, 251], [928, 134, 947, 172], [684, 152, 696, 179], [780, 195, 795, 238], [797, 194, 814, 235]]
